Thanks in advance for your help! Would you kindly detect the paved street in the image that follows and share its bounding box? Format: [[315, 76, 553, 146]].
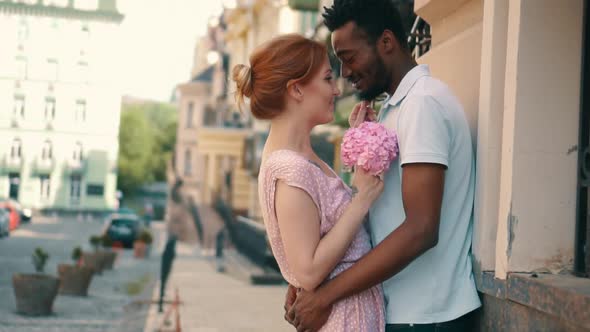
[[0, 215, 161, 332]]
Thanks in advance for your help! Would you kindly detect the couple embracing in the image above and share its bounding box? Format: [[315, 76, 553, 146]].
[[231, 1, 480, 331]]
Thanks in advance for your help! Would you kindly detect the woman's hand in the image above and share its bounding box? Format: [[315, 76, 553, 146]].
[[352, 167, 384, 207], [348, 101, 377, 128]]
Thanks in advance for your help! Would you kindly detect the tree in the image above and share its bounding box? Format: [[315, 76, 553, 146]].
[[117, 100, 177, 196]]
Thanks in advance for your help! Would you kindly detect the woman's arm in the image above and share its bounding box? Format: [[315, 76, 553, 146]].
[[275, 170, 382, 291]]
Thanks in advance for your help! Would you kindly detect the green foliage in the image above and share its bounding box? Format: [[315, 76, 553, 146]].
[[71, 246, 83, 263], [137, 229, 153, 244], [89, 235, 101, 251], [101, 234, 113, 248], [117, 101, 177, 195], [32, 247, 49, 273]]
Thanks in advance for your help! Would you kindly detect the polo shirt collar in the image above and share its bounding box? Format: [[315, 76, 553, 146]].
[[383, 64, 431, 107]]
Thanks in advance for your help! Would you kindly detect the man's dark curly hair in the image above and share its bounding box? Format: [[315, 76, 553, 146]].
[[323, 0, 408, 50]]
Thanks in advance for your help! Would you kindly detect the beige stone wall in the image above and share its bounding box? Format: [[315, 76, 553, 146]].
[[420, 0, 584, 277], [494, 0, 583, 277]]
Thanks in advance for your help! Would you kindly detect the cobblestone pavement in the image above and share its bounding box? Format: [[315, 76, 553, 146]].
[[0, 216, 163, 332]]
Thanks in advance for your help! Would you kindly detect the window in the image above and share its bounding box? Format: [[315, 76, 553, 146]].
[[74, 0, 98, 10], [72, 142, 83, 162], [46, 59, 58, 81], [80, 24, 90, 57], [184, 149, 192, 176], [44, 98, 56, 120], [76, 61, 88, 82], [9, 173, 20, 200], [16, 57, 27, 79], [41, 140, 52, 160], [70, 174, 81, 205], [43, 0, 68, 6], [186, 102, 194, 128], [17, 19, 28, 42], [40, 175, 51, 200], [15, 0, 37, 5], [75, 100, 86, 121], [10, 138, 22, 159], [86, 184, 104, 196], [13, 95, 25, 118]]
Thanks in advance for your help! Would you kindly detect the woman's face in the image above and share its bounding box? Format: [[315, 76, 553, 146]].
[[300, 56, 341, 126]]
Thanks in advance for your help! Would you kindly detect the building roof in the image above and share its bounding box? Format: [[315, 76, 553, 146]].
[[191, 66, 214, 83], [0, 1, 124, 23]]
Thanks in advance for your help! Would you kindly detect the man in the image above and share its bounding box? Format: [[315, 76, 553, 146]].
[[286, 1, 481, 331]]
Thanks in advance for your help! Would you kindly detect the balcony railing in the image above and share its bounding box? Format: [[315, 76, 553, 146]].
[[66, 159, 85, 173], [1, 156, 24, 172], [408, 16, 431, 59], [33, 157, 55, 174]]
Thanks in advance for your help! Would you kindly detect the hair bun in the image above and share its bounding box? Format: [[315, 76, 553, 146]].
[[232, 64, 253, 98]]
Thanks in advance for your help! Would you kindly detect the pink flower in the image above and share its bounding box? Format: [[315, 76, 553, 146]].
[[341, 122, 398, 175]]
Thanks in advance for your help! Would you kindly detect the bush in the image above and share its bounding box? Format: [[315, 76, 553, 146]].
[[89, 235, 101, 251], [71, 246, 83, 263], [32, 247, 49, 273], [101, 234, 113, 248], [137, 230, 153, 245]]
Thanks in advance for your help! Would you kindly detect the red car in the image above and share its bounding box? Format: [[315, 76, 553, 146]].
[[0, 202, 20, 231]]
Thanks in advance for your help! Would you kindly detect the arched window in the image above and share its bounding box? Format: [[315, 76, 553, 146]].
[[41, 140, 52, 160], [72, 142, 83, 161], [186, 102, 194, 128], [184, 149, 192, 176], [10, 138, 22, 159]]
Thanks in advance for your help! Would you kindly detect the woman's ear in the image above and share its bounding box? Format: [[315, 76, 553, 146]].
[[287, 81, 304, 102]]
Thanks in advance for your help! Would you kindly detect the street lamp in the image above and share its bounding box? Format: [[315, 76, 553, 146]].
[[207, 51, 220, 65]]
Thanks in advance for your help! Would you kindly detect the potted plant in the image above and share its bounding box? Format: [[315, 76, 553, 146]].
[[12, 247, 60, 316], [57, 246, 94, 296], [100, 234, 117, 270], [82, 235, 105, 275], [134, 229, 153, 258]]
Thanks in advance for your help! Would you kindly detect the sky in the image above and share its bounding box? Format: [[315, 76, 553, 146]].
[[114, 0, 223, 102]]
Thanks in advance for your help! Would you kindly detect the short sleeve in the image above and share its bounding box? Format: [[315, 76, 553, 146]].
[[397, 95, 451, 167], [263, 151, 322, 212]]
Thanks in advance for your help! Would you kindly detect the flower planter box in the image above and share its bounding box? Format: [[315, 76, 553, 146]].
[[82, 251, 105, 275], [12, 273, 60, 316], [133, 241, 150, 258], [57, 264, 94, 296]]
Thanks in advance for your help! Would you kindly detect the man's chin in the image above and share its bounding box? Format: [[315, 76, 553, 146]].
[[358, 88, 383, 101]]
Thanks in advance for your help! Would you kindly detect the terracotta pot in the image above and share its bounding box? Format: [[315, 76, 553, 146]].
[[57, 264, 94, 296], [12, 273, 60, 316], [101, 251, 117, 270], [82, 252, 104, 275], [133, 241, 148, 258]]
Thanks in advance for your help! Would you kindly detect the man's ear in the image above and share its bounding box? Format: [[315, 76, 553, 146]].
[[378, 29, 399, 56], [287, 81, 304, 102]]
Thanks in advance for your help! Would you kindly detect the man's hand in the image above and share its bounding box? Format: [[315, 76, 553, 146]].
[[288, 288, 332, 332], [283, 284, 297, 324], [348, 101, 377, 128]]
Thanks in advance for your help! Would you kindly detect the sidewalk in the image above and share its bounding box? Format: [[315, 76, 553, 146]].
[[0, 218, 163, 332], [143, 243, 292, 332]]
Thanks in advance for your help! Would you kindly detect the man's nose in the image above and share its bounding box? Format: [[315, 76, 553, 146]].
[[340, 65, 351, 78]]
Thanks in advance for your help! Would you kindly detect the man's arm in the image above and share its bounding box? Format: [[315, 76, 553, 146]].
[[319, 162, 445, 304]]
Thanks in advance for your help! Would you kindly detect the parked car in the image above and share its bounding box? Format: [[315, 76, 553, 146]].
[[102, 214, 142, 249], [8, 200, 31, 223], [0, 209, 10, 237], [0, 201, 20, 231]]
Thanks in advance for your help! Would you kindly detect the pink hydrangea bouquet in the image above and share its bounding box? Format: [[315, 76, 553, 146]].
[[341, 121, 398, 176]]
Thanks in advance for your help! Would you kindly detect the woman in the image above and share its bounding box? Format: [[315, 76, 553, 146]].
[[232, 34, 385, 332]]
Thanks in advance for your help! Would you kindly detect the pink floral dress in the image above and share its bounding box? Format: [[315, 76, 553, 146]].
[[259, 150, 385, 332]]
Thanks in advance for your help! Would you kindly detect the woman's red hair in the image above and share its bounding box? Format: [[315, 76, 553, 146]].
[[232, 34, 327, 120]]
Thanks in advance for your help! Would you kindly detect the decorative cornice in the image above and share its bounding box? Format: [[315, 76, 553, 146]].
[[0, 2, 124, 23]]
